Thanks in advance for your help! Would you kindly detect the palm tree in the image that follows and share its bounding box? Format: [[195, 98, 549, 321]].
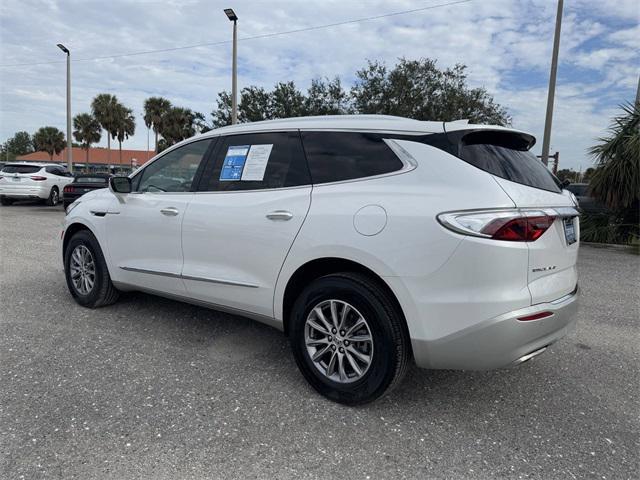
[[33, 126, 65, 161], [73, 113, 102, 166], [114, 104, 136, 165], [91, 94, 120, 164], [157, 107, 198, 150], [143, 97, 172, 152], [588, 102, 639, 210]]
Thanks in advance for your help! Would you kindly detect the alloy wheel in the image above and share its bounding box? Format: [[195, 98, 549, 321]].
[[304, 299, 374, 383], [70, 245, 96, 295]]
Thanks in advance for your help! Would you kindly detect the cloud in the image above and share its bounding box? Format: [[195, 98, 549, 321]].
[[0, 0, 638, 171]]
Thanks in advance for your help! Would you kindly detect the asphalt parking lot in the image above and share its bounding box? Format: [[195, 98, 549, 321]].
[[1, 203, 638, 480]]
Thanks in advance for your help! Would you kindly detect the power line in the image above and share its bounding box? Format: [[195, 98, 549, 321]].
[[0, 0, 472, 68]]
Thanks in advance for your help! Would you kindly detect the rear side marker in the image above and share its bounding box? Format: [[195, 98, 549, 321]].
[[517, 311, 554, 321]]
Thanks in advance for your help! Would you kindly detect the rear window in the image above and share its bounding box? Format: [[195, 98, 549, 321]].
[[75, 176, 108, 184], [301, 132, 404, 184], [1, 165, 41, 174], [458, 131, 561, 193]]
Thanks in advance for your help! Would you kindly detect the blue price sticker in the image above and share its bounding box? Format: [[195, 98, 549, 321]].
[[220, 145, 250, 181]]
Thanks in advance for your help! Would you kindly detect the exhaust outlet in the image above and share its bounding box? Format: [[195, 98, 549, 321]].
[[515, 346, 548, 364]]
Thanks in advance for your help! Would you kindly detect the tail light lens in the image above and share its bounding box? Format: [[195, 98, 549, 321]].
[[30, 176, 47, 181], [64, 186, 74, 193], [482, 215, 555, 242], [437, 209, 574, 242]]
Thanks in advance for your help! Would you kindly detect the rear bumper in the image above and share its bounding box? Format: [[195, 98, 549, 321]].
[[63, 193, 81, 204], [411, 289, 578, 370], [0, 185, 48, 199]]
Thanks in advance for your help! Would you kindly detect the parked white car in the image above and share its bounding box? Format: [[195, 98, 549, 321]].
[[0, 162, 74, 206], [61, 115, 579, 404]]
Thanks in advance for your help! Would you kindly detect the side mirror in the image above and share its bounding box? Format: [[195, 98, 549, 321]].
[[109, 176, 132, 194], [561, 179, 571, 188]]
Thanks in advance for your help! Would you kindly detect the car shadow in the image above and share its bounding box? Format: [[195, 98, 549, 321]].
[[108, 290, 582, 412], [3, 200, 64, 211]]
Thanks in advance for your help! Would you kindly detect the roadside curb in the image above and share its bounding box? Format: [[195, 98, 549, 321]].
[[581, 241, 638, 252]]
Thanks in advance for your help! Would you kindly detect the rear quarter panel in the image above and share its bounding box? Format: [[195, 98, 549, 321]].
[[274, 140, 520, 328]]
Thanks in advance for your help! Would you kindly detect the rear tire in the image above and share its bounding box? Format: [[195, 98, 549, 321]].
[[64, 229, 120, 308], [0, 196, 14, 206], [45, 187, 59, 206], [289, 272, 410, 405]]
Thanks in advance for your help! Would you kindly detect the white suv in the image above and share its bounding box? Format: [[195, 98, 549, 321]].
[[61, 115, 579, 404], [0, 162, 74, 206]]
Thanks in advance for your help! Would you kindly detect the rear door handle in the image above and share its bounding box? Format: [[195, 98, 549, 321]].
[[160, 207, 179, 216], [266, 210, 293, 221]]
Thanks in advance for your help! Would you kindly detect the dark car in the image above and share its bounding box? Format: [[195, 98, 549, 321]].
[[565, 183, 607, 214], [63, 174, 111, 209]]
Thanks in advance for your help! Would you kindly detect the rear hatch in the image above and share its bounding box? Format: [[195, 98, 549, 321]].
[[453, 128, 579, 304], [0, 164, 45, 190]]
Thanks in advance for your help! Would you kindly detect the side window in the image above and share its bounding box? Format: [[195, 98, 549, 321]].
[[45, 166, 56, 175], [135, 139, 212, 193], [200, 131, 310, 192], [301, 132, 404, 184]]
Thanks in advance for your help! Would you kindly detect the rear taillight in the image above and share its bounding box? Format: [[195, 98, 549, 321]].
[[64, 186, 74, 193], [30, 176, 47, 181], [482, 215, 555, 242], [437, 209, 567, 242]]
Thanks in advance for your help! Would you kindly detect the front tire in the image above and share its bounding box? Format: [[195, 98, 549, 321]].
[[64, 230, 119, 308], [45, 186, 59, 206], [290, 273, 411, 405]]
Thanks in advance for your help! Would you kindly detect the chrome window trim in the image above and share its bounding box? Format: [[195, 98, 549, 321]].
[[132, 129, 434, 194]]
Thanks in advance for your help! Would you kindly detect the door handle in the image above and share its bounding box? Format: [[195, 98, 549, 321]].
[[266, 210, 293, 221], [160, 207, 179, 216]]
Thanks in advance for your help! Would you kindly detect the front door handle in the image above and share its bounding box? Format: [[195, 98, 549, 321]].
[[160, 207, 179, 216], [266, 210, 293, 221]]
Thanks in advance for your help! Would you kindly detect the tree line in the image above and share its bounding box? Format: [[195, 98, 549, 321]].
[[209, 59, 510, 127], [2, 58, 510, 163]]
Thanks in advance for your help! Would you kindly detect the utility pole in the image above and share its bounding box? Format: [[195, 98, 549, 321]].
[[224, 9, 239, 124], [57, 43, 73, 172], [540, 0, 564, 166]]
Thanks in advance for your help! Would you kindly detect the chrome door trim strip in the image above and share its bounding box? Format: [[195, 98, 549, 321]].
[[119, 266, 259, 288], [119, 266, 181, 278], [181, 274, 259, 288]]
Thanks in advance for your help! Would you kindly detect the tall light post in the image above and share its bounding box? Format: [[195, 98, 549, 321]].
[[140, 113, 150, 162], [224, 8, 238, 124], [57, 43, 73, 172], [540, 0, 564, 167]]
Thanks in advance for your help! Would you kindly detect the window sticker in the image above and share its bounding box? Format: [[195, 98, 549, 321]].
[[241, 144, 273, 181], [220, 145, 250, 181]]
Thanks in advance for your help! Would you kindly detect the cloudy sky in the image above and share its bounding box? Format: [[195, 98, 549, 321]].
[[0, 0, 638, 170]]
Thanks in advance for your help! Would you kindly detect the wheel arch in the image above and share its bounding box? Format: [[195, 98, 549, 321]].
[[280, 257, 408, 340], [62, 221, 97, 261]]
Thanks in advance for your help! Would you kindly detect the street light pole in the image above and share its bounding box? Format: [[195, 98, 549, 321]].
[[540, 0, 564, 167], [224, 8, 239, 125], [57, 43, 73, 172]]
